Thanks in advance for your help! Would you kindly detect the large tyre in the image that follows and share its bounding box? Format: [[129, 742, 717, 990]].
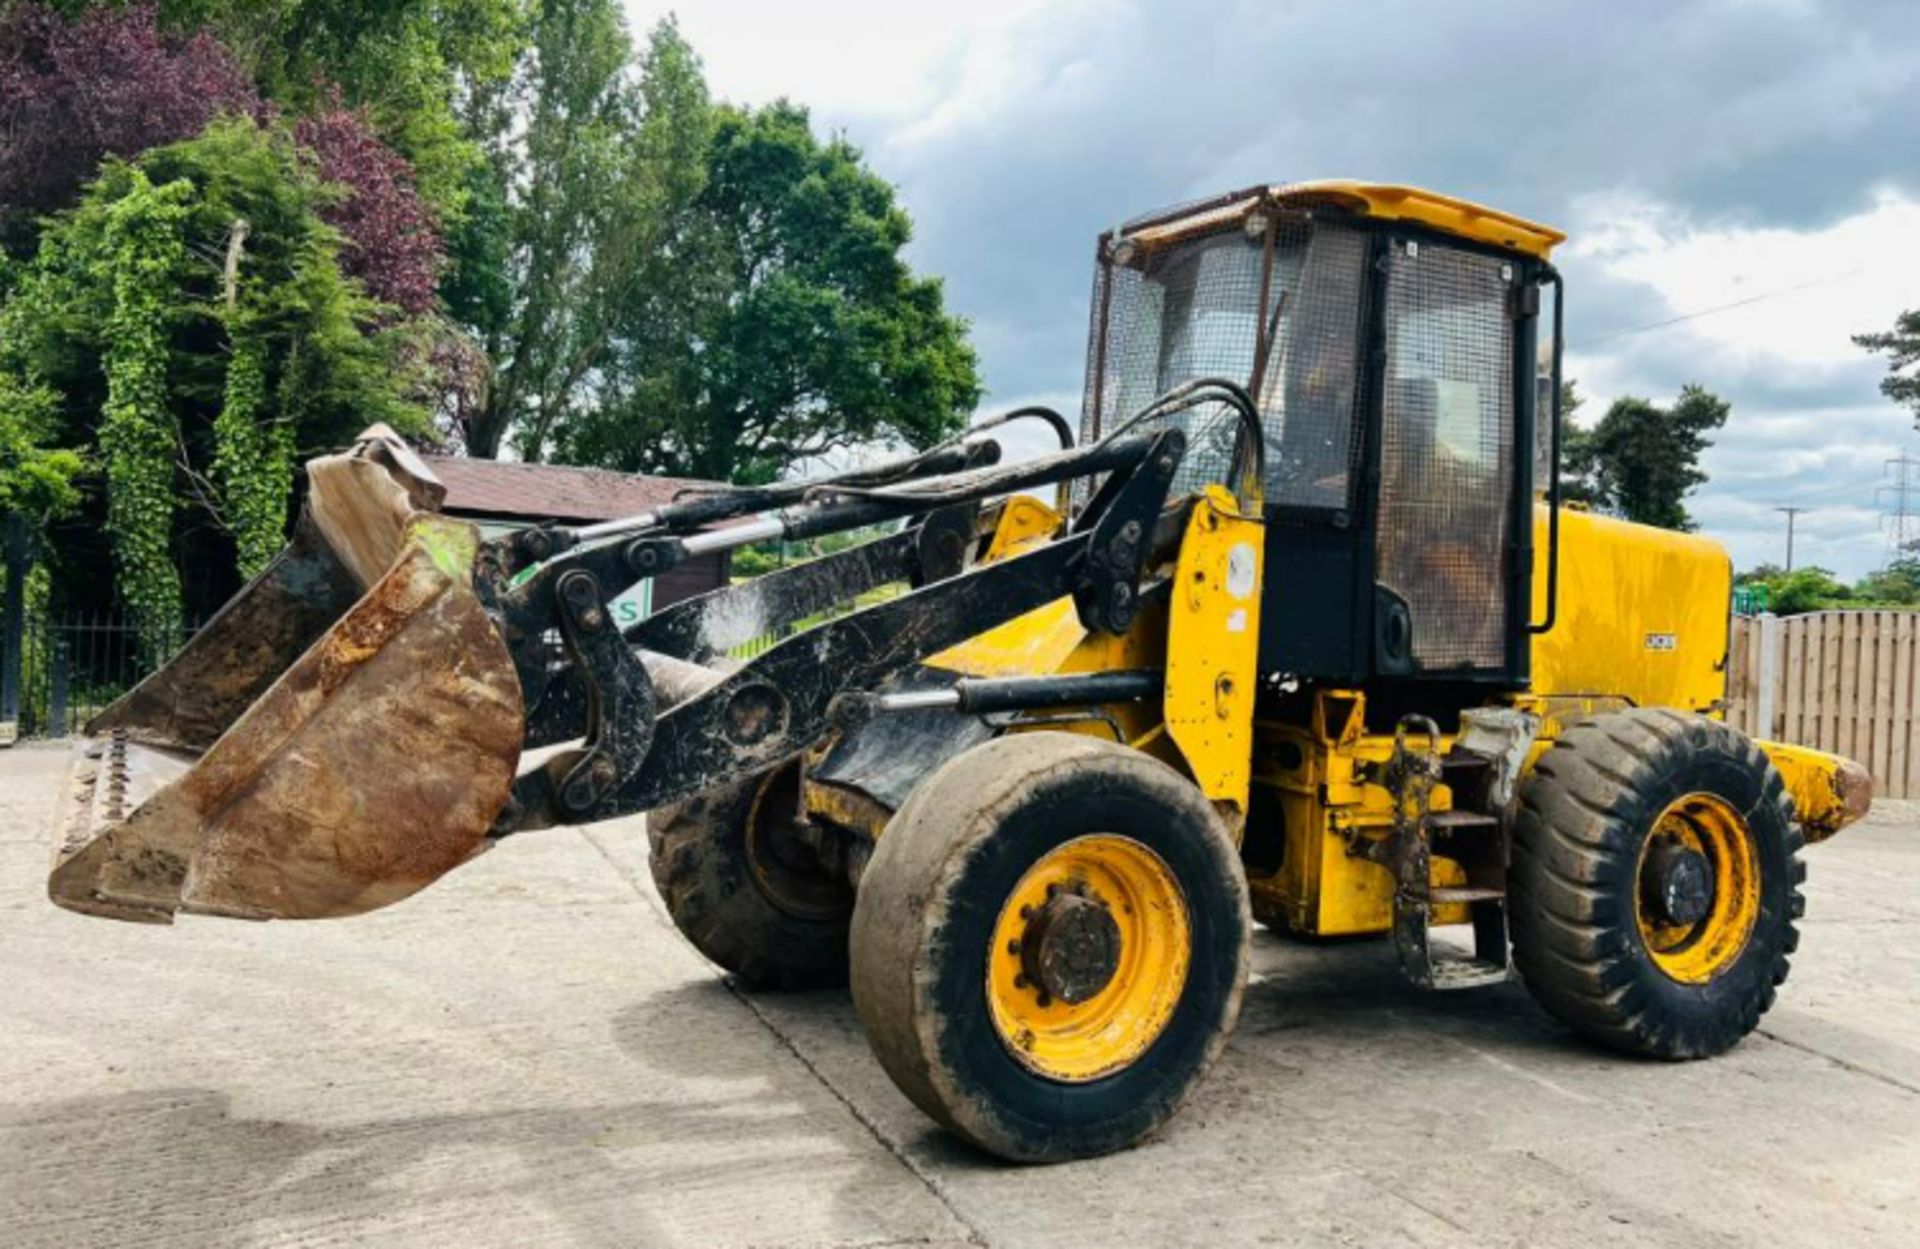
[[850, 734, 1250, 1163], [647, 763, 852, 990], [1510, 708, 1804, 1058]]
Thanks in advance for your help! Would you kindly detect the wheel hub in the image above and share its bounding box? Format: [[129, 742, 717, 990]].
[[1643, 839, 1715, 927], [1020, 886, 1121, 1006]]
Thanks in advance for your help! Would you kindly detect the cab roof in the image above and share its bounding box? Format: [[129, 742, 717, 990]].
[[1118, 180, 1565, 261]]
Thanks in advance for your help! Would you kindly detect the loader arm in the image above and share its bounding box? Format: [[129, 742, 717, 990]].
[[499, 426, 1188, 830], [49, 382, 1261, 923]]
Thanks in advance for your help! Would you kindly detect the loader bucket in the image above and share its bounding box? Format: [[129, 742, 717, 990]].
[[47, 427, 525, 923]]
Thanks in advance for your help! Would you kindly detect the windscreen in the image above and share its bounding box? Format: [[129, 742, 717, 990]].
[[1079, 215, 1369, 510]]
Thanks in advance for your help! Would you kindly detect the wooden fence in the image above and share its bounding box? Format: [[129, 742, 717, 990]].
[[1727, 610, 1920, 798]]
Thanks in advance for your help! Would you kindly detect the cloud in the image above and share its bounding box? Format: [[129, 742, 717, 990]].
[[627, 0, 1920, 574], [1563, 189, 1920, 576]]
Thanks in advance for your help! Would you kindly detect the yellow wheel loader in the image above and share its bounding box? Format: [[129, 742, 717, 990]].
[[48, 181, 1873, 1163]]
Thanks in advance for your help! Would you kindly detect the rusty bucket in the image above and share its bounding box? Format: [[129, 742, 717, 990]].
[[47, 428, 525, 923]]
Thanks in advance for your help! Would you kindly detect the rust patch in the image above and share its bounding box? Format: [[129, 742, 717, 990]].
[[50, 479, 524, 922]]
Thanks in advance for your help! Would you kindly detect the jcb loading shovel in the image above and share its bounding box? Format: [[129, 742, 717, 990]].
[[48, 427, 525, 922]]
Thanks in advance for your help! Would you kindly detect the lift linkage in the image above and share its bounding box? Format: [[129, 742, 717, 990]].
[[484, 422, 1195, 836]]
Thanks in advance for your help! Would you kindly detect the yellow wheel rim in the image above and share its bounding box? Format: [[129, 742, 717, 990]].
[[985, 834, 1190, 1083], [1634, 792, 1761, 984]]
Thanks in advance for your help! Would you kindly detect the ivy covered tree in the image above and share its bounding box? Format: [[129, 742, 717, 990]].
[[0, 118, 433, 620]]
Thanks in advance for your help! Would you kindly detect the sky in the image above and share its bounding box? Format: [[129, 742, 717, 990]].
[[624, 0, 1920, 578]]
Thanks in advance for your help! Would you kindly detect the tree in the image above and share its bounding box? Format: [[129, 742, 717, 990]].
[[1558, 385, 1728, 530], [1855, 309, 1920, 425], [1763, 566, 1849, 616], [155, 0, 529, 222], [456, 0, 665, 458], [554, 98, 981, 483], [295, 100, 444, 314], [0, 118, 433, 620], [1853, 557, 1920, 606], [0, 373, 83, 522], [1551, 379, 1604, 507], [0, 3, 260, 253]]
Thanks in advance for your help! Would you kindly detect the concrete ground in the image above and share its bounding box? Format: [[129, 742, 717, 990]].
[[2, 741, 1917, 1248]]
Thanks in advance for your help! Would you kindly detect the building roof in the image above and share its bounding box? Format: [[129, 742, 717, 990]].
[[420, 454, 717, 525]]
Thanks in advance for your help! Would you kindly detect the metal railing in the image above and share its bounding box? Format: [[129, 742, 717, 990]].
[[1, 610, 198, 740]]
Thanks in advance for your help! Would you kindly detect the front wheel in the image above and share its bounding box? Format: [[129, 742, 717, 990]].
[[1509, 709, 1804, 1058], [648, 763, 853, 990], [850, 733, 1250, 1163]]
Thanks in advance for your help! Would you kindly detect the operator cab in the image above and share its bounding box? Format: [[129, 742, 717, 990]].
[[1079, 182, 1565, 688]]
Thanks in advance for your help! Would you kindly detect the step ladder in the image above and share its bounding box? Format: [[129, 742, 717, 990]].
[[1384, 716, 1511, 990]]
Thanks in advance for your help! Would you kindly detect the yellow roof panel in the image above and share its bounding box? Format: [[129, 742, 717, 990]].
[[1272, 180, 1565, 259], [1120, 181, 1566, 261]]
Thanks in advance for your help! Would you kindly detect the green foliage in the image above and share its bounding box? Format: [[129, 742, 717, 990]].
[[0, 372, 84, 520], [1852, 557, 1920, 607], [461, 0, 675, 457], [0, 117, 428, 617], [1560, 384, 1728, 530], [1758, 566, 1850, 616], [211, 320, 292, 578], [157, 0, 530, 223], [97, 170, 192, 653], [1733, 558, 1920, 617], [1855, 308, 1920, 425], [553, 94, 981, 482], [728, 543, 784, 580]]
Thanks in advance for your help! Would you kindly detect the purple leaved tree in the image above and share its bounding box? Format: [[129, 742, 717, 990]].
[[0, 4, 259, 226], [296, 102, 443, 315]]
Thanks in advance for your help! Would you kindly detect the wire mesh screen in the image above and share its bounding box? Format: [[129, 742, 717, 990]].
[[1258, 221, 1368, 510], [1079, 216, 1368, 509], [1375, 239, 1517, 670]]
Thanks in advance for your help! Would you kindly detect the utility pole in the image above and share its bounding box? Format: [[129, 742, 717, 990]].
[[1877, 453, 1920, 561], [1775, 506, 1805, 572]]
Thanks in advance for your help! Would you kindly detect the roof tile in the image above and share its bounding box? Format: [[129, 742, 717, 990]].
[[421, 455, 719, 524]]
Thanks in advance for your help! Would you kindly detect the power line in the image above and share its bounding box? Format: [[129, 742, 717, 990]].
[[1571, 269, 1864, 351]]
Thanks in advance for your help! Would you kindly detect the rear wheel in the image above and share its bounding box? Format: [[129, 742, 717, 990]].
[[1509, 709, 1804, 1058], [648, 764, 852, 990], [850, 734, 1250, 1162]]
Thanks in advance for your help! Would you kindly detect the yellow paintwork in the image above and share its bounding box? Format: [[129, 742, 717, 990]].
[[1163, 487, 1264, 809], [1635, 792, 1761, 983], [930, 596, 1089, 678], [1530, 504, 1732, 715], [928, 501, 1086, 678], [985, 834, 1191, 1082], [1275, 182, 1566, 260], [1758, 739, 1875, 843], [981, 495, 1065, 561], [1125, 181, 1564, 261], [1248, 689, 1474, 936]]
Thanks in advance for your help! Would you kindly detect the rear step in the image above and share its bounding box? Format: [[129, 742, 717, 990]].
[[1384, 718, 1513, 991]]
